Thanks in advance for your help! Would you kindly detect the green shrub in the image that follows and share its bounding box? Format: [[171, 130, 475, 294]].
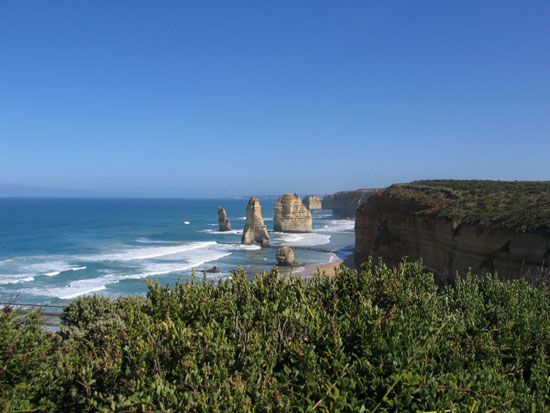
[[407, 179, 550, 232], [0, 309, 60, 411], [1, 261, 548, 411]]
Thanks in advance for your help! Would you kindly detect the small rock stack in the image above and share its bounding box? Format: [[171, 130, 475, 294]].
[[303, 195, 322, 210], [276, 246, 295, 266], [217, 207, 231, 231]]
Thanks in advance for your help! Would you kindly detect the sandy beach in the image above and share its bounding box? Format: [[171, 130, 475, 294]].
[[298, 254, 354, 277], [300, 259, 343, 277]]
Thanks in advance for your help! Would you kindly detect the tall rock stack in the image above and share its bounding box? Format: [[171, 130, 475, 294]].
[[273, 194, 312, 233], [241, 196, 270, 247], [217, 207, 231, 231], [303, 195, 322, 210]]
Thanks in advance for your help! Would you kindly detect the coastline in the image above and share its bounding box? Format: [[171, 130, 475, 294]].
[[0, 198, 355, 303]]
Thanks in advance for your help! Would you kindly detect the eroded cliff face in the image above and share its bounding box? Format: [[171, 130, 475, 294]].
[[303, 195, 322, 210], [355, 186, 550, 281], [241, 197, 269, 247], [322, 189, 376, 218], [273, 194, 312, 233]]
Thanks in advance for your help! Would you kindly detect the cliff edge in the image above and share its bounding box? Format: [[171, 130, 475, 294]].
[[355, 180, 550, 281], [322, 189, 376, 218]]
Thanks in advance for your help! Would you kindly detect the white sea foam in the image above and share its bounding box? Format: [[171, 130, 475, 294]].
[[44, 266, 87, 277], [136, 237, 180, 244], [316, 219, 355, 233], [201, 229, 243, 235], [19, 241, 238, 299], [7, 260, 87, 278], [23, 269, 167, 300], [271, 232, 330, 247], [85, 241, 217, 261], [272, 233, 303, 242], [216, 243, 261, 251], [131, 244, 237, 278], [2, 213, 350, 301], [137, 251, 232, 277], [24, 278, 109, 300], [313, 212, 334, 218], [0, 274, 35, 285]]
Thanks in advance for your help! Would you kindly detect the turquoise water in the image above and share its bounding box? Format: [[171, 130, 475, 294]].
[[0, 198, 354, 304]]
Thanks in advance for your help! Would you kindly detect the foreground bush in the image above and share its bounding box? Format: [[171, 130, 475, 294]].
[[1, 260, 548, 411]]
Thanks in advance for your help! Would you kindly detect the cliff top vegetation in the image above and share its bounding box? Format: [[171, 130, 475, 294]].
[[392, 180, 550, 232], [1, 262, 548, 411]]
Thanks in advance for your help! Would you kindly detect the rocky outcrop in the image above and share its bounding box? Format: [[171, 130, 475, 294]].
[[273, 194, 312, 233], [355, 183, 550, 281], [241, 197, 270, 247], [276, 246, 296, 266], [217, 207, 231, 231], [322, 189, 376, 218], [303, 195, 322, 210]]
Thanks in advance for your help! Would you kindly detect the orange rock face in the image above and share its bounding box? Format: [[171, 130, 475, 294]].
[[273, 194, 312, 233], [355, 186, 550, 281], [241, 196, 269, 247]]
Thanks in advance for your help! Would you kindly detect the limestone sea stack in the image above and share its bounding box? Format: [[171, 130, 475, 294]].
[[276, 246, 296, 266], [273, 194, 312, 233], [241, 196, 270, 247], [217, 207, 231, 231], [303, 195, 322, 210]]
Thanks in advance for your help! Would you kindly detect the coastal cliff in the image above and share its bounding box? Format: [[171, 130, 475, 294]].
[[273, 194, 312, 233], [241, 196, 270, 247], [354, 180, 550, 281], [322, 189, 376, 218], [303, 195, 322, 210]]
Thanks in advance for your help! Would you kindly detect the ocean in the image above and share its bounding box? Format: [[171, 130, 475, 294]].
[[0, 198, 355, 304]]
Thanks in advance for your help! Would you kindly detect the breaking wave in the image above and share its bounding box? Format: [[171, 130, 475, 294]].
[[271, 232, 331, 247], [84, 241, 217, 261], [315, 219, 355, 232]]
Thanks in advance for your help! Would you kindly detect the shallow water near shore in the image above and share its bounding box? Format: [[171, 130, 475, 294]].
[[0, 198, 354, 304]]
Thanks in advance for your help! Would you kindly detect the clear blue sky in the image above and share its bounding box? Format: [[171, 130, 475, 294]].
[[1, 1, 549, 197]]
